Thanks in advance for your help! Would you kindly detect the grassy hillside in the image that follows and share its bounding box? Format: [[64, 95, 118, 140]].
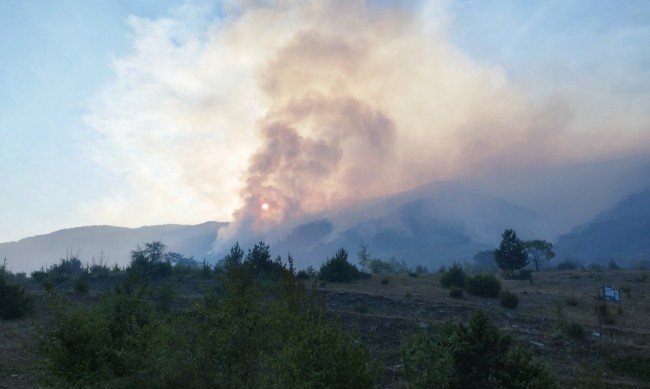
[[1, 263, 649, 388]]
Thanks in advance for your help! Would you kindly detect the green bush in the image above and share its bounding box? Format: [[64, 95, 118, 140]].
[[609, 355, 650, 382], [367, 257, 409, 274], [563, 321, 585, 339], [448, 287, 463, 298], [74, 272, 90, 295], [296, 270, 310, 280], [465, 274, 501, 298], [499, 289, 519, 309], [0, 260, 33, 320], [49, 256, 84, 281], [319, 248, 369, 282], [127, 241, 173, 280], [401, 310, 557, 388], [439, 263, 465, 289], [39, 283, 155, 387], [39, 246, 379, 388]]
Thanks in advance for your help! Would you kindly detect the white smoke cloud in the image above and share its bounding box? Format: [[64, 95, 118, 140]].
[[83, 0, 650, 251]]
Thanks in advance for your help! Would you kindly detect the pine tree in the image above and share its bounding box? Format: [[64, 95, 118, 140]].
[[494, 229, 528, 276]]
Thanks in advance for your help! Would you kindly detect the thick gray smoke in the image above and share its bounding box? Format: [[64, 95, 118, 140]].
[[216, 95, 396, 250]]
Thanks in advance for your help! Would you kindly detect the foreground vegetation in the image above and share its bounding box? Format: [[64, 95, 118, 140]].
[[2, 238, 649, 388]]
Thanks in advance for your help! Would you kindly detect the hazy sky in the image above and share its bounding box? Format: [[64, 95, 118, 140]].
[[1, 0, 649, 243]]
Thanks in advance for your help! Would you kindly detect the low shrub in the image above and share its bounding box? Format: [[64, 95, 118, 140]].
[[40, 260, 380, 388], [296, 270, 311, 280], [319, 248, 370, 282], [439, 263, 465, 289], [609, 355, 650, 382], [73, 272, 90, 295], [499, 289, 519, 309], [465, 274, 501, 298], [449, 287, 463, 298], [563, 321, 585, 339], [401, 310, 557, 388], [367, 257, 409, 274], [0, 261, 33, 320], [381, 276, 390, 285]]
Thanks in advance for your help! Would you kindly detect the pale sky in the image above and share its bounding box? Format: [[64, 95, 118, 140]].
[[1, 0, 649, 243]]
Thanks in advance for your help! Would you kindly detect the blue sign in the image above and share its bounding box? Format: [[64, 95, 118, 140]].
[[603, 287, 620, 302]]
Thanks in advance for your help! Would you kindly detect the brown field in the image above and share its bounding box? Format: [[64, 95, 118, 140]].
[[1, 269, 649, 388]]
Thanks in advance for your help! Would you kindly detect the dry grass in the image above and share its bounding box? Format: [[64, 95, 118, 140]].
[[316, 269, 650, 388]]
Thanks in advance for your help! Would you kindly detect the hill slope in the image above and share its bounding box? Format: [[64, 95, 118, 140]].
[[270, 181, 549, 268], [0, 222, 225, 273], [555, 188, 650, 265]]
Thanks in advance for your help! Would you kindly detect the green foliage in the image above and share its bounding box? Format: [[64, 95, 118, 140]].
[[609, 355, 650, 381], [127, 241, 173, 280], [74, 271, 90, 295], [357, 240, 370, 272], [401, 310, 557, 388], [217, 241, 245, 273], [245, 241, 278, 276], [39, 243, 379, 388], [0, 260, 33, 320], [296, 266, 317, 280], [499, 288, 519, 309], [368, 258, 394, 274], [39, 283, 155, 387], [439, 263, 465, 289], [367, 257, 409, 274], [296, 270, 310, 280], [465, 274, 501, 298], [47, 255, 85, 284], [563, 321, 585, 339], [524, 239, 555, 272], [448, 287, 463, 298], [88, 262, 112, 279], [155, 284, 176, 314], [494, 229, 529, 276], [319, 248, 370, 282]]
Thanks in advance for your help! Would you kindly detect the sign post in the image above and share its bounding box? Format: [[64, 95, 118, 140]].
[[599, 286, 621, 338]]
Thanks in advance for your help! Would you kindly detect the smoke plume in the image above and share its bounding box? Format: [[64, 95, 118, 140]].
[[84, 0, 650, 254]]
